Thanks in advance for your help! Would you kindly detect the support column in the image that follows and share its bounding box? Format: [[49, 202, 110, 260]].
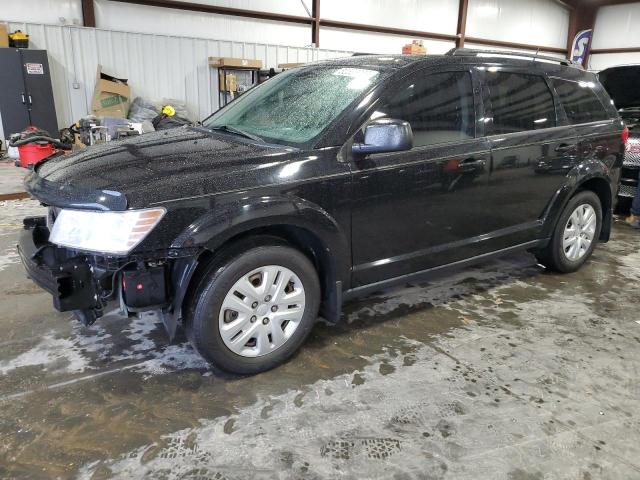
[[455, 0, 468, 49], [566, 5, 596, 67], [311, 0, 320, 47], [82, 0, 96, 27]]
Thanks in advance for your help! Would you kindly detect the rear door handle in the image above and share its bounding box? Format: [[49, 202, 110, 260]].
[[21, 93, 26, 104]]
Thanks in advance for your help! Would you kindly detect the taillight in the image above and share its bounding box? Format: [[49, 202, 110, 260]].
[[622, 126, 629, 147]]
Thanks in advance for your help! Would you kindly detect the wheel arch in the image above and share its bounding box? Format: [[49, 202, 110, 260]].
[[543, 175, 612, 243], [577, 176, 612, 241], [170, 194, 350, 329]]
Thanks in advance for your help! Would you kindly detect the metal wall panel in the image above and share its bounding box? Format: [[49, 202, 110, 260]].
[[592, 3, 640, 50], [320, 27, 455, 55], [590, 53, 640, 71], [93, 0, 313, 47], [320, 0, 459, 35], [466, 0, 569, 49], [1, 21, 350, 141], [169, 0, 310, 16], [0, 0, 82, 25]]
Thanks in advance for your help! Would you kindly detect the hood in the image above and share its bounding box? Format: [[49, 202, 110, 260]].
[[30, 127, 296, 209], [599, 65, 640, 110]]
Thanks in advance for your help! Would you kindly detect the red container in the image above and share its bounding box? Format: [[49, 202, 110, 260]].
[[17, 143, 54, 168]]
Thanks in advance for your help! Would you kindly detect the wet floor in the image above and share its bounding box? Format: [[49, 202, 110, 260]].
[[1, 199, 639, 479]]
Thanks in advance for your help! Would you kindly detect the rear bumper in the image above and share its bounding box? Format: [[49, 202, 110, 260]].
[[17, 217, 100, 314]]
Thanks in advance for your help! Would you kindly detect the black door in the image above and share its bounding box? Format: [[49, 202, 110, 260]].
[[481, 69, 579, 247], [0, 48, 30, 138], [20, 49, 58, 136], [350, 69, 492, 286], [549, 76, 623, 184]]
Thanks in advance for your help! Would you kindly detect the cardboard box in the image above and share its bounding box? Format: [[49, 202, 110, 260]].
[[208, 57, 262, 69], [219, 72, 237, 92], [0, 23, 9, 48], [402, 40, 427, 55], [278, 62, 305, 70], [91, 65, 130, 118]]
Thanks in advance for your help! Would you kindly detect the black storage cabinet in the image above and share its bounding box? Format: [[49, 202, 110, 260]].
[[0, 48, 58, 139]]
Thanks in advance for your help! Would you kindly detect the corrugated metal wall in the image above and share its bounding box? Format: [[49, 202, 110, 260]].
[[1, 21, 351, 140], [590, 3, 640, 71]]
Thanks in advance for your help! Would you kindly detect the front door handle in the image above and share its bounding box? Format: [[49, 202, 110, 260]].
[[458, 157, 486, 173], [21, 93, 26, 104], [555, 143, 575, 153]]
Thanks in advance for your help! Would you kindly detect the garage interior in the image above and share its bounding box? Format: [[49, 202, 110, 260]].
[[1, 1, 640, 479]]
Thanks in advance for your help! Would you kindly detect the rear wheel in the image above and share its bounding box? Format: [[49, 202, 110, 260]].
[[536, 190, 602, 273], [185, 243, 320, 374]]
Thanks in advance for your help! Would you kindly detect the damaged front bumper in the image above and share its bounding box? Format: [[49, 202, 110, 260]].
[[17, 216, 200, 338]]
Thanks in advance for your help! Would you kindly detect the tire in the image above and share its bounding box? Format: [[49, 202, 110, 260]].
[[535, 190, 602, 273], [185, 242, 321, 375]]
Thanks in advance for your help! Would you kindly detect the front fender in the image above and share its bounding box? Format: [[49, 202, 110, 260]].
[[171, 193, 350, 289]]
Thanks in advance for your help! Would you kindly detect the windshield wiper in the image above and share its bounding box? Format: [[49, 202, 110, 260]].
[[207, 124, 264, 143]]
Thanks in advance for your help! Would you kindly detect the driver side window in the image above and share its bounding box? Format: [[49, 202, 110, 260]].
[[371, 71, 475, 147]]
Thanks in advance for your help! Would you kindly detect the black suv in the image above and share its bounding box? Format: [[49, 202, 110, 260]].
[[598, 65, 640, 201], [18, 49, 625, 374]]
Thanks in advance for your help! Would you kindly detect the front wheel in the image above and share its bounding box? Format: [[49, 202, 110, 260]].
[[185, 243, 320, 375], [536, 190, 602, 273]]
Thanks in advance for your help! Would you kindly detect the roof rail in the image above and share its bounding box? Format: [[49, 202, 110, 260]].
[[445, 48, 581, 69]]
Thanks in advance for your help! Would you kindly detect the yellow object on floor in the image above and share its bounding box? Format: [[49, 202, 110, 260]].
[[626, 214, 640, 228]]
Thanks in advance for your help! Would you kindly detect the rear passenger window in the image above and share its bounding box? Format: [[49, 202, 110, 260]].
[[372, 71, 475, 147], [486, 72, 556, 134], [550, 77, 609, 124]]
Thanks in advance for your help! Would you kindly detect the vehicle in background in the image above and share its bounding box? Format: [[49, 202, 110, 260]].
[[18, 49, 625, 374], [599, 65, 640, 203]]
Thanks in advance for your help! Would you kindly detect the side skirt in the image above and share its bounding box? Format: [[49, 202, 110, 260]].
[[342, 239, 548, 303]]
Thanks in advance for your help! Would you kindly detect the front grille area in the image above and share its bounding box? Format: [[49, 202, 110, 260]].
[[619, 184, 638, 198]]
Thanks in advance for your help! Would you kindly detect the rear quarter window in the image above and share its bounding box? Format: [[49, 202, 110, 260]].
[[486, 71, 556, 135], [550, 77, 610, 124]]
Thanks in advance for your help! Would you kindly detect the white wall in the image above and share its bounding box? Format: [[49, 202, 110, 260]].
[[0, 0, 82, 25], [168, 0, 310, 17], [1, 0, 572, 54], [319, 28, 454, 55], [318, 0, 457, 54], [590, 3, 640, 71], [321, 0, 459, 36], [93, 0, 313, 46], [466, 0, 569, 49], [319, 0, 568, 55]]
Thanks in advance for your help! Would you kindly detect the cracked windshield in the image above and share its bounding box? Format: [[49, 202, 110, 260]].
[[204, 67, 380, 145]]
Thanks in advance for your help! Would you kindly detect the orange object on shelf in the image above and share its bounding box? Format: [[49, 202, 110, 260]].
[[402, 40, 427, 55]]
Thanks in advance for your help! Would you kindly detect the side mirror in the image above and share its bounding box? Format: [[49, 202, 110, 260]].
[[352, 118, 413, 155]]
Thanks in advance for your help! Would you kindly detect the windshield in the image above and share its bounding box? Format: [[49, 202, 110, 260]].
[[203, 66, 380, 146]]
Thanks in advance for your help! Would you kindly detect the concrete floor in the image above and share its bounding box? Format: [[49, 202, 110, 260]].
[[1, 199, 639, 480]]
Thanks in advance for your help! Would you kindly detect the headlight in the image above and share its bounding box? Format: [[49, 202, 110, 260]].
[[49, 208, 166, 255]]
